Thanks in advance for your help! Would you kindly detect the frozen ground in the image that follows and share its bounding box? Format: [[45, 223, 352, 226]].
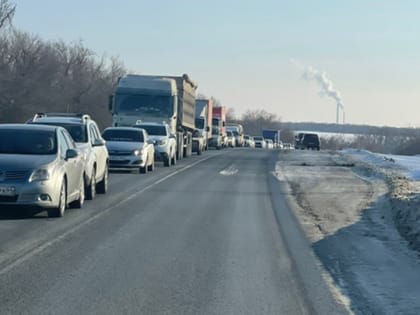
[[343, 149, 420, 252], [275, 149, 420, 315]]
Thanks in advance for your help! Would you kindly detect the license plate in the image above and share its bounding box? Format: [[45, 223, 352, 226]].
[[0, 186, 16, 196]]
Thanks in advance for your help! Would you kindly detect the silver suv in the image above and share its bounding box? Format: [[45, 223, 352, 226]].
[[28, 113, 109, 199], [132, 122, 176, 167]]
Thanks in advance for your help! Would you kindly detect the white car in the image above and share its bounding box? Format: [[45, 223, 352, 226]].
[[28, 113, 109, 200], [132, 123, 176, 166], [253, 136, 266, 148], [102, 127, 155, 173], [226, 130, 236, 148], [265, 139, 274, 149]]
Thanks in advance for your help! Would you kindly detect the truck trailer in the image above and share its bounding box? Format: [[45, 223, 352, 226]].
[[262, 129, 281, 147], [108, 73, 197, 160]]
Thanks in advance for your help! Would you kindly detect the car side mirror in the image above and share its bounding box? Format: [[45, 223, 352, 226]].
[[93, 138, 106, 147], [65, 149, 79, 160]]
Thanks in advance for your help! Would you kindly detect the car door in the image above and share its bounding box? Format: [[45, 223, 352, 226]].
[[143, 130, 153, 165], [89, 123, 107, 180], [60, 129, 82, 200]]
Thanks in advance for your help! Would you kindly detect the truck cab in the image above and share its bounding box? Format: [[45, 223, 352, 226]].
[[109, 74, 197, 160]]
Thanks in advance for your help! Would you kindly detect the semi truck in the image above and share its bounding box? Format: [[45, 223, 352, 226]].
[[210, 106, 227, 149], [262, 129, 281, 147], [108, 74, 197, 160], [195, 98, 213, 150]]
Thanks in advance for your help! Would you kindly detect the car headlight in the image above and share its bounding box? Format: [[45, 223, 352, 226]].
[[158, 139, 167, 146], [29, 169, 51, 182], [133, 149, 143, 156]]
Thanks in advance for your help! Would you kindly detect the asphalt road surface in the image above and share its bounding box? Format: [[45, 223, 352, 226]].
[[0, 149, 346, 314]]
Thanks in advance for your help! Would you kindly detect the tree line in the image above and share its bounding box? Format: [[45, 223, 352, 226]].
[[2, 0, 420, 154], [0, 0, 125, 128]]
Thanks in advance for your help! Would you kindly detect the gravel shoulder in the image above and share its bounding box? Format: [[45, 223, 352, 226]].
[[275, 149, 420, 315]]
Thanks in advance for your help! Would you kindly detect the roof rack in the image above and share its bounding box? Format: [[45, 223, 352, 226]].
[[32, 112, 91, 122]]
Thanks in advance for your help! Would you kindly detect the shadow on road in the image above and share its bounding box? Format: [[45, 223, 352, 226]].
[[0, 206, 46, 220]]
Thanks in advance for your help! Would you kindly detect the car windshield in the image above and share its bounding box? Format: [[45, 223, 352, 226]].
[[102, 129, 144, 142], [134, 125, 166, 136], [0, 129, 57, 155]]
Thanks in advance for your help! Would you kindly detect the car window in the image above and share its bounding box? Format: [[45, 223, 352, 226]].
[[57, 130, 69, 157], [0, 129, 57, 155], [134, 125, 166, 136], [102, 129, 144, 142]]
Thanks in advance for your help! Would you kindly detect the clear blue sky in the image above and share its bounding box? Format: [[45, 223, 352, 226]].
[[12, 0, 420, 127]]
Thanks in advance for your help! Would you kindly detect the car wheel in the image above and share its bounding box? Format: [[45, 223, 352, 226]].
[[72, 177, 85, 209], [86, 168, 96, 200], [140, 157, 148, 174], [148, 158, 155, 172], [164, 156, 170, 167], [97, 166, 108, 194], [48, 181, 66, 218]]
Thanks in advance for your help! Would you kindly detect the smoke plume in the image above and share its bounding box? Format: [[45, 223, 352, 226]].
[[303, 66, 343, 109]]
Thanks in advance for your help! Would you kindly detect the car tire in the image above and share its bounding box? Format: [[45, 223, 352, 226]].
[[72, 178, 85, 209], [148, 159, 155, 172], [97, 166, 108, 194], [86, 168, 96, 200], [48, 181, 66, 218], [164, 156, 170, 167], [140, 157, 148, 174]]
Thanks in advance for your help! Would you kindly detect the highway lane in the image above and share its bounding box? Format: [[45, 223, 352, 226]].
[[0, 149, 346, 314]]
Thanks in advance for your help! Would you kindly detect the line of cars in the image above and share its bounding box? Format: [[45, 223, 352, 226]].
[[0, 112, 184, 218]]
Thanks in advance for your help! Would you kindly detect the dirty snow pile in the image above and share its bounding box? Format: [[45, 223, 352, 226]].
[[342, 149, 420, 252]]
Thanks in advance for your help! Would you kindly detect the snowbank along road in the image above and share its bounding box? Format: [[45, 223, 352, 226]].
[[276, 149, 420, 315]]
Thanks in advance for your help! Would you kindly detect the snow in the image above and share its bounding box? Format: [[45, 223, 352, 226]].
[[275, 149, 420, 314], [342, 148, 420, 180]]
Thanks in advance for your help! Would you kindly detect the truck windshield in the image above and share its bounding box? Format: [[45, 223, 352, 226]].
[[115, 94, 173, 117], [195, 118, 205, 129]]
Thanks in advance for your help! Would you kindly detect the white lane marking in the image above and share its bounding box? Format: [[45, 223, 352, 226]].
[[219, 165, 238, 176], [0, 155, 215, 276]]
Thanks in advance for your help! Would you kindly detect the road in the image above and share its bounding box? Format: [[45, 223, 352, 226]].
[[0, 149, 346, 314]]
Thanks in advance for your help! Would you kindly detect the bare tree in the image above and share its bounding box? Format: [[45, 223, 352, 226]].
[[0, 0, 15, 30]]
